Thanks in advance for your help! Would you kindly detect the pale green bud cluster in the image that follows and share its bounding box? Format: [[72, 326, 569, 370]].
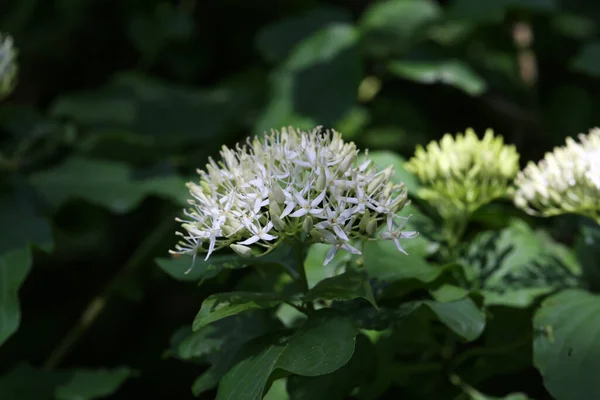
[[171, 127, 416, 265], [0, 33, 17, 99], [405, 128, 519, 219], [514, 128, 600, 223]]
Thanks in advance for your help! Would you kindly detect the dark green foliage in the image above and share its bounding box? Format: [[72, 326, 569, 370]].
[[2, 0, 600, 399]]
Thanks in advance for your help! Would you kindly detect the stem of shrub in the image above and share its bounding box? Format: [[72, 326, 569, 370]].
[[42, 216, 176, 371]]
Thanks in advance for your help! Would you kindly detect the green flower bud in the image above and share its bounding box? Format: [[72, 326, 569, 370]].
[[230, 244, 253, 258], [302, 217, 313, 233]]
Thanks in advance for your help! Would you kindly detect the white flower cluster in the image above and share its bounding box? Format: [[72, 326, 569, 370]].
[[0, 33, 17, 99], [171, 127, 416, 265], [514, 128, 600, 221]]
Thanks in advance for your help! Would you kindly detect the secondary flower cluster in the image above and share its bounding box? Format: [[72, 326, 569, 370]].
[[514, 128, 600, 222], [405, 128, 519, 219], [171, 127, 416, 265], [0, 33, 17, 99]]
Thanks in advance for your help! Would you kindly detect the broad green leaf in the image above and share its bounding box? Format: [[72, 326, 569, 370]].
[[185, 312, 283, 396], [360, 0, 441, 56], [51, 73, 257, 146], [447, 0, 555, 22], [255, 6, 351, 63], [504, 0, 557, 11], [571, 41, 600, 77], [255, 24, 361, 134], [287, 334, 376, 400], [462, 220, 582, 307], [552, 14, 596, 39], [576, 220, 600, 292], [0, 364, 131, 400], [388, 60, 486, 96], [422, 298, 485, 341], [303, 243, 355, 289], [337, 297, 485, 340], [177, 311, 282, 361], [534, 289, 600, 400], [55, 367, 132, 400], [446, 0, 506, 22], [0, 185, 53, 254], [193, 292, 286, 331], [217, 309, 358, 400], [0, 248, 32, 346], [29, 157, 185, 212], [303, 270, 377, 307], [362, 239, 441, 283], [366, 151, 420, 196], [156, 254, 247, 282], [263, 379, 289, 400]]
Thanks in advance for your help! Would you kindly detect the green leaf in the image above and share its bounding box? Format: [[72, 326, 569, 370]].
[[360, 0, 441, 56], [255, 6, 351, 63], [303, 270, 377, 308], [388, 60, 486, 96], [287, 334, 376, 400], [552, 14, 596, 40], [54, 367, 132, 400], [29, 157, 186, 212], [263, 379, 289, 400], [0, 248, 32, 347], [571, 41, 600, 77], [337, 297, 485, 340], [0, 364, 131, 400], [217, 309, 358, 400], [0, 185, 53, 254], [362, 239, 442, 283], [421, 298, 485, 341], [156, 254, 247, 282], [51, 73, 257, 146], [303, 243, 353, 289], [533, 289, 600, 400], [178, 311, 282, 361], [365, 151, 420, 196], [255, 24, 361, 134], [193, 292, 286, 331], [447, 0, 555, 22], [462, 220, 582, 307], [446, 0, 506, 22]]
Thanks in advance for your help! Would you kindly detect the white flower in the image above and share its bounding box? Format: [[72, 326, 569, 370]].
[[514, 128, 600, 222], [171, 126, 415, 264]]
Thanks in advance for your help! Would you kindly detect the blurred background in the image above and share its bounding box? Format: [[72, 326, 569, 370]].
[[1, 0, 600, 398]]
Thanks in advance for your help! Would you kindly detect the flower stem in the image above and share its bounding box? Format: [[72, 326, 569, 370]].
[[291, 242, 314, 311], [293, 244, 309, 293]]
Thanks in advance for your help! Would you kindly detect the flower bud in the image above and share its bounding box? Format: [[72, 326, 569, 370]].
[[302, 217, 313, 233], [358, 209, 371, 232], [270, 182, 286, 204], [366, 219, 378, 236], [310, 229, 324, 242], [230, 244, 253, 258], [269, 198, 282, 217], [271, 212, 286, 232], [316, 166, 327, 192]]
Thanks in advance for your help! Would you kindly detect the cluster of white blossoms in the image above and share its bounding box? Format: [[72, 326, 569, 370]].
[[514, 128, 600, 222], [171, 127, 416, 265], [0, 33, 17, 99]]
